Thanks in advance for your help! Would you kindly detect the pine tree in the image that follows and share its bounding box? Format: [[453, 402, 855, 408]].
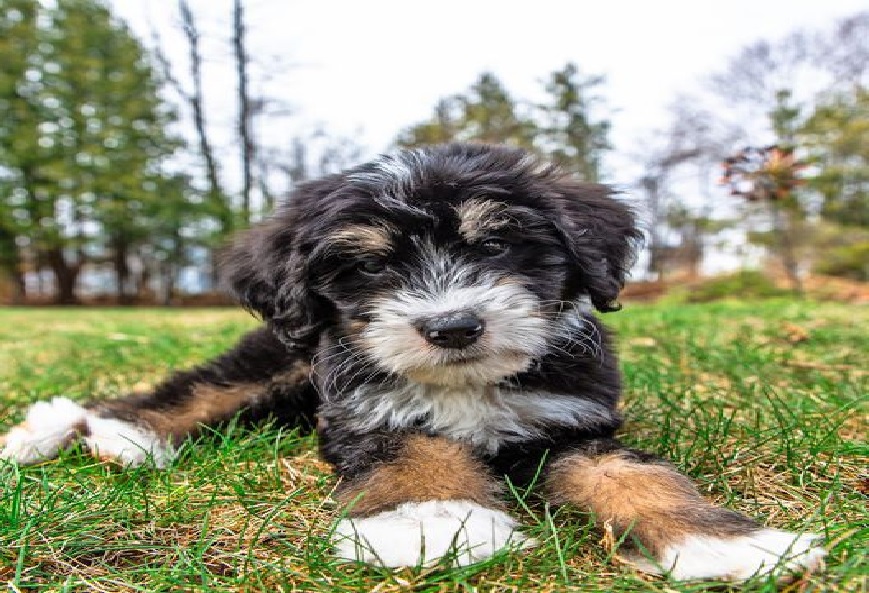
[[0, 0, 186, 303], [538, 62, 610, 182], [0, 0, 42, 302]]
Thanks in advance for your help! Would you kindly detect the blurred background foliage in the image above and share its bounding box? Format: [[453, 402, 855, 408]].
[[0, 0, 867, 305]]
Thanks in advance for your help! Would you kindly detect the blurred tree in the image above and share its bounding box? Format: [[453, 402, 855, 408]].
[[709, 13, 869, 285], [153, 0, 311, 256], [798, 86, 869, 280], [721, 145, 807, 293], [634, 98, 739, 280], [397, 65, 612, 183], [397, 72, 536, 148], [460, 73, 536, 147], [50, 0, 183, 303], [813, 11, 869, 87], [0, 0, 40, 302], [396, 98, 464, 146], [232, 0, 253, 225], [143, 172, 207, 304], [709, 32, 811, 117], [709, 11, 868, 141], [175, 0, 229, 238], [709, 24, 841, 291], [272, 128, 366, 189], [0, 0, 185, 303], [800, 87, 869, 228], [151, 1, 232, 242], [537, 62, 610, 182]]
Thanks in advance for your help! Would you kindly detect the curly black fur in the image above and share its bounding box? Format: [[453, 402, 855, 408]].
[[219, 143, 640, 480]]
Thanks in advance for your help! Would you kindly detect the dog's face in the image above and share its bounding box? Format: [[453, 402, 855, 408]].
[[225, 144, 639, 388]]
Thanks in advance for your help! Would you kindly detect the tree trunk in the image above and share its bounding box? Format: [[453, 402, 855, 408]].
[[1, 264, 27, 304], [137, 256, 151, 302], [0, 230, 26, 304], [685, 231, 703, 279], [769, 202, 803, 296], [177, 0, 231, 232], [642, 176, 668, 281], [233, 0, 254, 225], [152, 4, 230, 234], [45, 247, 81, 304], [112, 236, 133, 304], [11, 269, 27, 304], [159, 261, 177, 306], [172, 0, 232, 287], [159, 227, 185, 306]]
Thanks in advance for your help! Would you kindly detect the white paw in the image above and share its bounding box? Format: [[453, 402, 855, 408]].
[[333, 500, 530, 567], [0, 397, 172, 468], [632, 528, 826, 582], [84, 415, 173, 468], [0, 397, 88, 464]]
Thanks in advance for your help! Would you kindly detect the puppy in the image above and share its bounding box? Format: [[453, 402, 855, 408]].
[[1, 144, 825, 580]]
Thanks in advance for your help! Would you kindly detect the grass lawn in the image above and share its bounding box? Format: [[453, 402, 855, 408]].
[[0, 301, 866, 592]]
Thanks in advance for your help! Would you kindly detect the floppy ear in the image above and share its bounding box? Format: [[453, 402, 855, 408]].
[[551, 182, 642, 312], [221, 177, 342, 348]]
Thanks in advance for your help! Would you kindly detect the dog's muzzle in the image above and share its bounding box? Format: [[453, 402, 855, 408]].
[[414, 311, 484, 349]]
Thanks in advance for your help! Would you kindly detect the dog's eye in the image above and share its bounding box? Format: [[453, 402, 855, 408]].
[[479, 239, 510, 256], [357, 258, 387, 275]]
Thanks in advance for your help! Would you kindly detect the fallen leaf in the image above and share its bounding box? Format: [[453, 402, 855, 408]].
[[782, 322, 810, 343]]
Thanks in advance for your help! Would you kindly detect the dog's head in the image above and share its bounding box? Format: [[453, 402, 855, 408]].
[[224, 144, 640, 387]]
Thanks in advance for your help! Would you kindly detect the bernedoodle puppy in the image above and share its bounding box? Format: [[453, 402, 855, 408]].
[[1, 144, 825, 581]]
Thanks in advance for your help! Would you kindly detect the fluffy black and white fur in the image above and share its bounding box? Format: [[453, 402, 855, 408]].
[[1, 144, 824, 580]]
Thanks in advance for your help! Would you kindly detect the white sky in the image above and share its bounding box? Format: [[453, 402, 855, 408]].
[[110, 0, 867, 175]]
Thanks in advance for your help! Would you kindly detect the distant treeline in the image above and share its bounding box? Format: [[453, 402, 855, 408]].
[[0, 1, 866, 305]]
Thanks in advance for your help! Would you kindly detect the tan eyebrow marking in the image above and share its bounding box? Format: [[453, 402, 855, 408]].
[[326, 223, 395, 254], [456, 199, 511, 242]]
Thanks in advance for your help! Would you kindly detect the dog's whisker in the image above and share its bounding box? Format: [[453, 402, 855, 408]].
[[338, 361, 381, 394], [329, 352, 376, 394], [312, 345, 357, 370], [311, 338, 355, 365]]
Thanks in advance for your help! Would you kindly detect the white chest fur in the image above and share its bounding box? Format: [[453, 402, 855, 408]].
[[342, 382, 615, 454]]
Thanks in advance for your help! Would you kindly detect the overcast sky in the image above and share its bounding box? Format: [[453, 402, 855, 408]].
[[109, 0, 866, 181]]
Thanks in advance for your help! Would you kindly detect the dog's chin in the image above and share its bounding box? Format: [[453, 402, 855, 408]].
[[402, 352, 533, 387]]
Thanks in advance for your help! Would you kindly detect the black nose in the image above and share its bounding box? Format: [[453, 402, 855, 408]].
[[417, 313, 485, 349]]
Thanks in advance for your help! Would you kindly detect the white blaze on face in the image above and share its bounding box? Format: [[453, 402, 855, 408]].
[[360, 247, 551, 386]]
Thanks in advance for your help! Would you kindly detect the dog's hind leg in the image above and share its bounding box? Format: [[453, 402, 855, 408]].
[[0, 327, 317, 468], [544, 438, 826, 582]]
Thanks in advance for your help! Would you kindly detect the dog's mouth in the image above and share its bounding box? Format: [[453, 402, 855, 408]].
[[439, 354, 484, 366], [400, 348, 534, 384]]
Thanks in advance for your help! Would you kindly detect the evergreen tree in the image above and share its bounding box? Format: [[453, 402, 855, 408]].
[[395, 66, 611, 183], [800, 87, 869, 228], [538, 62, 610, 182], [799, 87, 869, 280], [0, 0, 43, 301], [0, 0, 185, 303], [397, 72, 536, 149]]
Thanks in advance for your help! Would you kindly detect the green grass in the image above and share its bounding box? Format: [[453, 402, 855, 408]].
[[0, 301, 866, 592]]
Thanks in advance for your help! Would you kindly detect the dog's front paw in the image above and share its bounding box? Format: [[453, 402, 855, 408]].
[[631, 528, 826, 582], [0, 397, 88, 464], [334, 499, 530, 567]]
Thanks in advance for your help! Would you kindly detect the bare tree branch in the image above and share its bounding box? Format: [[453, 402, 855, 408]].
[[177, 0, 230, 234], [148, 24, 189, 102], [232, 0, 254, 225]]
